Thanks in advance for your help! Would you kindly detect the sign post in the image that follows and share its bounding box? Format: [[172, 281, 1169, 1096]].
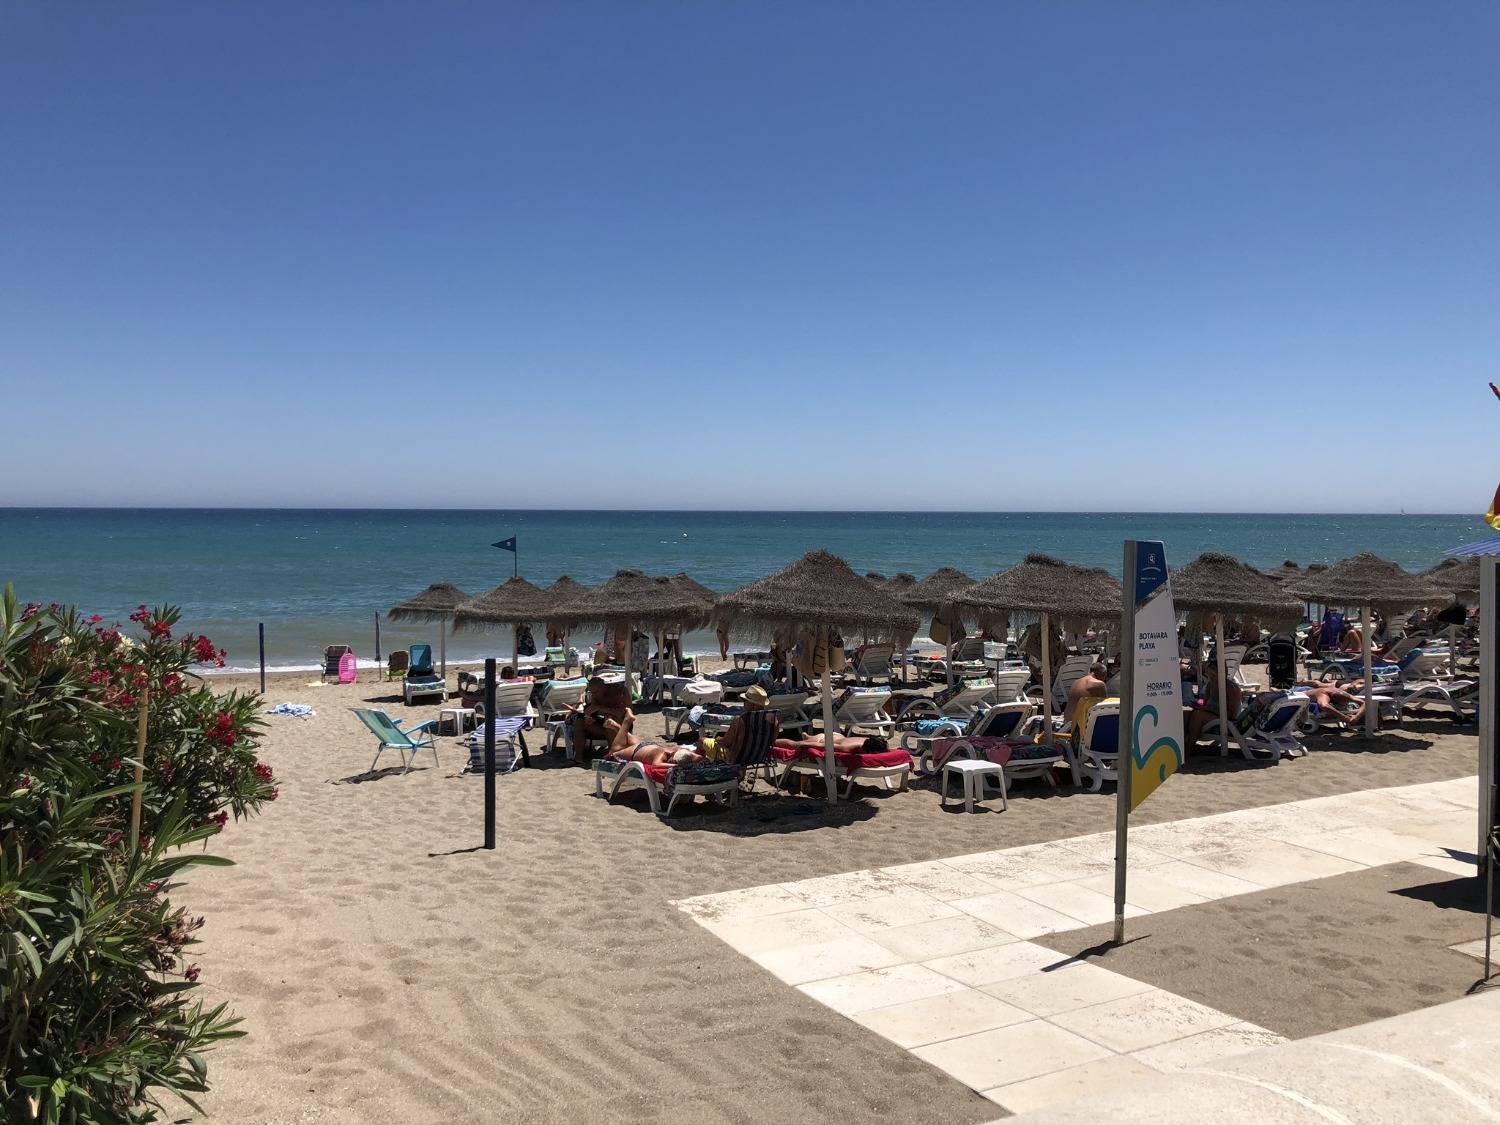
[[1114, 539, 1186, 944], [483, 658, 497, 851]]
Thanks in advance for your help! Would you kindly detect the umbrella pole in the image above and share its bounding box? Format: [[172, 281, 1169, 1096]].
[[623, 620, 633, 703], [1041, 613, 1054, 747], [821, 625, 838, 806], [1216, 614, 1229, 757], [440, 616, 447, 680], [1362, 605, 1375, 736], [1449, 623, 1459, 680], [512, 625, 519, 676]]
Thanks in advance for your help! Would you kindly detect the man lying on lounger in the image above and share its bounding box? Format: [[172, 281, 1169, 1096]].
[[774, 733, 889, 755]]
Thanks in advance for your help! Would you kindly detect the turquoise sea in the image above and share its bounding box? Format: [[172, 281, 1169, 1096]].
[[0, 509, 1484, 672]]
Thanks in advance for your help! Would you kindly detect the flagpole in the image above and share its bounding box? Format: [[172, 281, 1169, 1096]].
[[1113, 540, 1138, 946]]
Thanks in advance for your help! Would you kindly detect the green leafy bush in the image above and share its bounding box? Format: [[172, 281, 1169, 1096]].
[[1, 589, 275, 1122]]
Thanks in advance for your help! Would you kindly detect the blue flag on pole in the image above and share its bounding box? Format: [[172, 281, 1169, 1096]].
[[492, 537, 517, 552]]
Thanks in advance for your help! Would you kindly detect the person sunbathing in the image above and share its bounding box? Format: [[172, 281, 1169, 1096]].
[[775, 733, 889, 755], [1294, 681, 1366, 725], [602, 725, 704, 767]]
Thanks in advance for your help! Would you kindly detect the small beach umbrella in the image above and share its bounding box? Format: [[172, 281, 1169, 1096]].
[[388, 582, 470, 677], [951, 555, 1122, 748], [1423, 558, 1480, 676], [1172, 554, 1304, 756], [653, 573, 719, 690], [1288, 554, 1449, 735], [537, 576, 591, 652], [452, 577, 552, 679], [881, 574, 919, 680], [900, 567, 975, 686], [715, 550, 920, 805], [547, 570, 712, 702]]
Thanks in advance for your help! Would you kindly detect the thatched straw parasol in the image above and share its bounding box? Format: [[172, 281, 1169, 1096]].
[[716, 551, 920, 805], [665, 572, 719, 607], [883, 573, 918, 595], [547, 570, 713, 693], [952, 555, 1123, 745], [898, 568, 974, 685], [1423, 557, 1481, 601], [388, 582, 470, 676], [1287, 554, 1449, 735], [1172, 554, 1304, 755], [1261, 561, 1303, 583], [864, 571, 887, 583], [453, 577, 553, 675]]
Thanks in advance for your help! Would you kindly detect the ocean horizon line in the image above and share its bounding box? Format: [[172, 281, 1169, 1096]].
[[0, 505, 1477, 517]]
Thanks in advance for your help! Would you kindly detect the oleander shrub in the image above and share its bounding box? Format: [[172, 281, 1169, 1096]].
[[0, 588, 276, 1122]]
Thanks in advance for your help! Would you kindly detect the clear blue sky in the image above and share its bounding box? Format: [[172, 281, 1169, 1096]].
[[2, 2, 1495, 512]]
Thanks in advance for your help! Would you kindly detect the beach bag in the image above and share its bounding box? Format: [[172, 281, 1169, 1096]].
[[517, 626, 536, 657], [1267, 634, 1297, 690]]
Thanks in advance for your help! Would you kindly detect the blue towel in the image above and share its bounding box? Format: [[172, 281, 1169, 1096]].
[[267, 702, 316, 717]]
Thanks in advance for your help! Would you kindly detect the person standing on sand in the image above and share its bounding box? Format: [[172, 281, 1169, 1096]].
[[716, 626, 730, 661]]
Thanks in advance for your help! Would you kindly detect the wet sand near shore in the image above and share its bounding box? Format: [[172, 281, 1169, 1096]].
[[172, 664, 1483, 1123]]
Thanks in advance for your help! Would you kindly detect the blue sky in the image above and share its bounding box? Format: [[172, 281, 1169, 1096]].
[[2, 2, 1496, 512]]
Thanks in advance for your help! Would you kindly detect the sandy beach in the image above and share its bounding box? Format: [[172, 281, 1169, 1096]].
[[161, 660, 1487, 1124]]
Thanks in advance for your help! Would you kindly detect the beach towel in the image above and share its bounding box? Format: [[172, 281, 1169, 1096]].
[[266, 702, 316, 718]]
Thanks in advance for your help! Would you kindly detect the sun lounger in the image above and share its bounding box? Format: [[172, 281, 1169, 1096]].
[[351, 707, 439, 774], [475, 679, 537, 727], [1204, 691, 1309, 760], [825, 688, 895, 737], [1029, 654, 1094, 711], [402, 643, 446, 705], [900, 701, 1038, 773], [772, 744, 913, 798], [594, 756, 741, 817], [1076, 701, 1122, 791], [385, 649, 409, 681], [321, 644, 352, 683], [892, 678, 996, 724], [732, 649, 771, 670]]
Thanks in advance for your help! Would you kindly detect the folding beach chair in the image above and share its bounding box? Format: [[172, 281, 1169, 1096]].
[[351, 707, 439, 774], [321, 644, 351, 683]]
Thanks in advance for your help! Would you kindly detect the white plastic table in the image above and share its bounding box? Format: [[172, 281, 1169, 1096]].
[[940, 758, 1008, 813], [439, 706, 477, 736]]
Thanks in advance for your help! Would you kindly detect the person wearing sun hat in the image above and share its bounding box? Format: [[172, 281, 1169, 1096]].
[[702, 684, 771, 763]]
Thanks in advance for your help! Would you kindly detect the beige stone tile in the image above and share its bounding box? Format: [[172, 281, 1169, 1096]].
[[924, 940, 1075, 987], [1146, 859, 1265, 901], [983, 1053, 1161, 1114], [1013, 881, 1146, 927], [1131, 1021, 1287, 1071], [868, 913, 1018, 962], [823, 890, 960, 934], [798, 962, 966, 1016], [1185, 839, 1366, 888], [788, 868, 905, 908], [853, 987, 1031, 1048], [1050, 988, 1237, 1052], [751, 934, 904, 985], [912, 1018, 1112, 1091], [980, 960, 1154, 1017], [951, 889, 1090, 938], [675, 881, 808, 921], [696, 907, 857, 956], [1075, 870, 1209, 914], [880, 859, 1006, 901], [942, 849, 1066, 890]]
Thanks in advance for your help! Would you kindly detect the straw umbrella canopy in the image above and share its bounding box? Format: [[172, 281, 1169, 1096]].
[[716, 550, 920, 805], [388, 582, 470, 676], [1288, 554, 1450, 735], [548, 570, 713, 695], [537, 576, 591, 648], [1172, 553, 1304, 755], [651, 573, 719, 688], [452, 577, 553, 677], [952, 555, 1123, 746], [899, 568, 974, 685], [864, 571, 887, 583], [1423, 557, 1481, 601], [1421, 557, 1479, 679], [1260, 561, 1303, 583]]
